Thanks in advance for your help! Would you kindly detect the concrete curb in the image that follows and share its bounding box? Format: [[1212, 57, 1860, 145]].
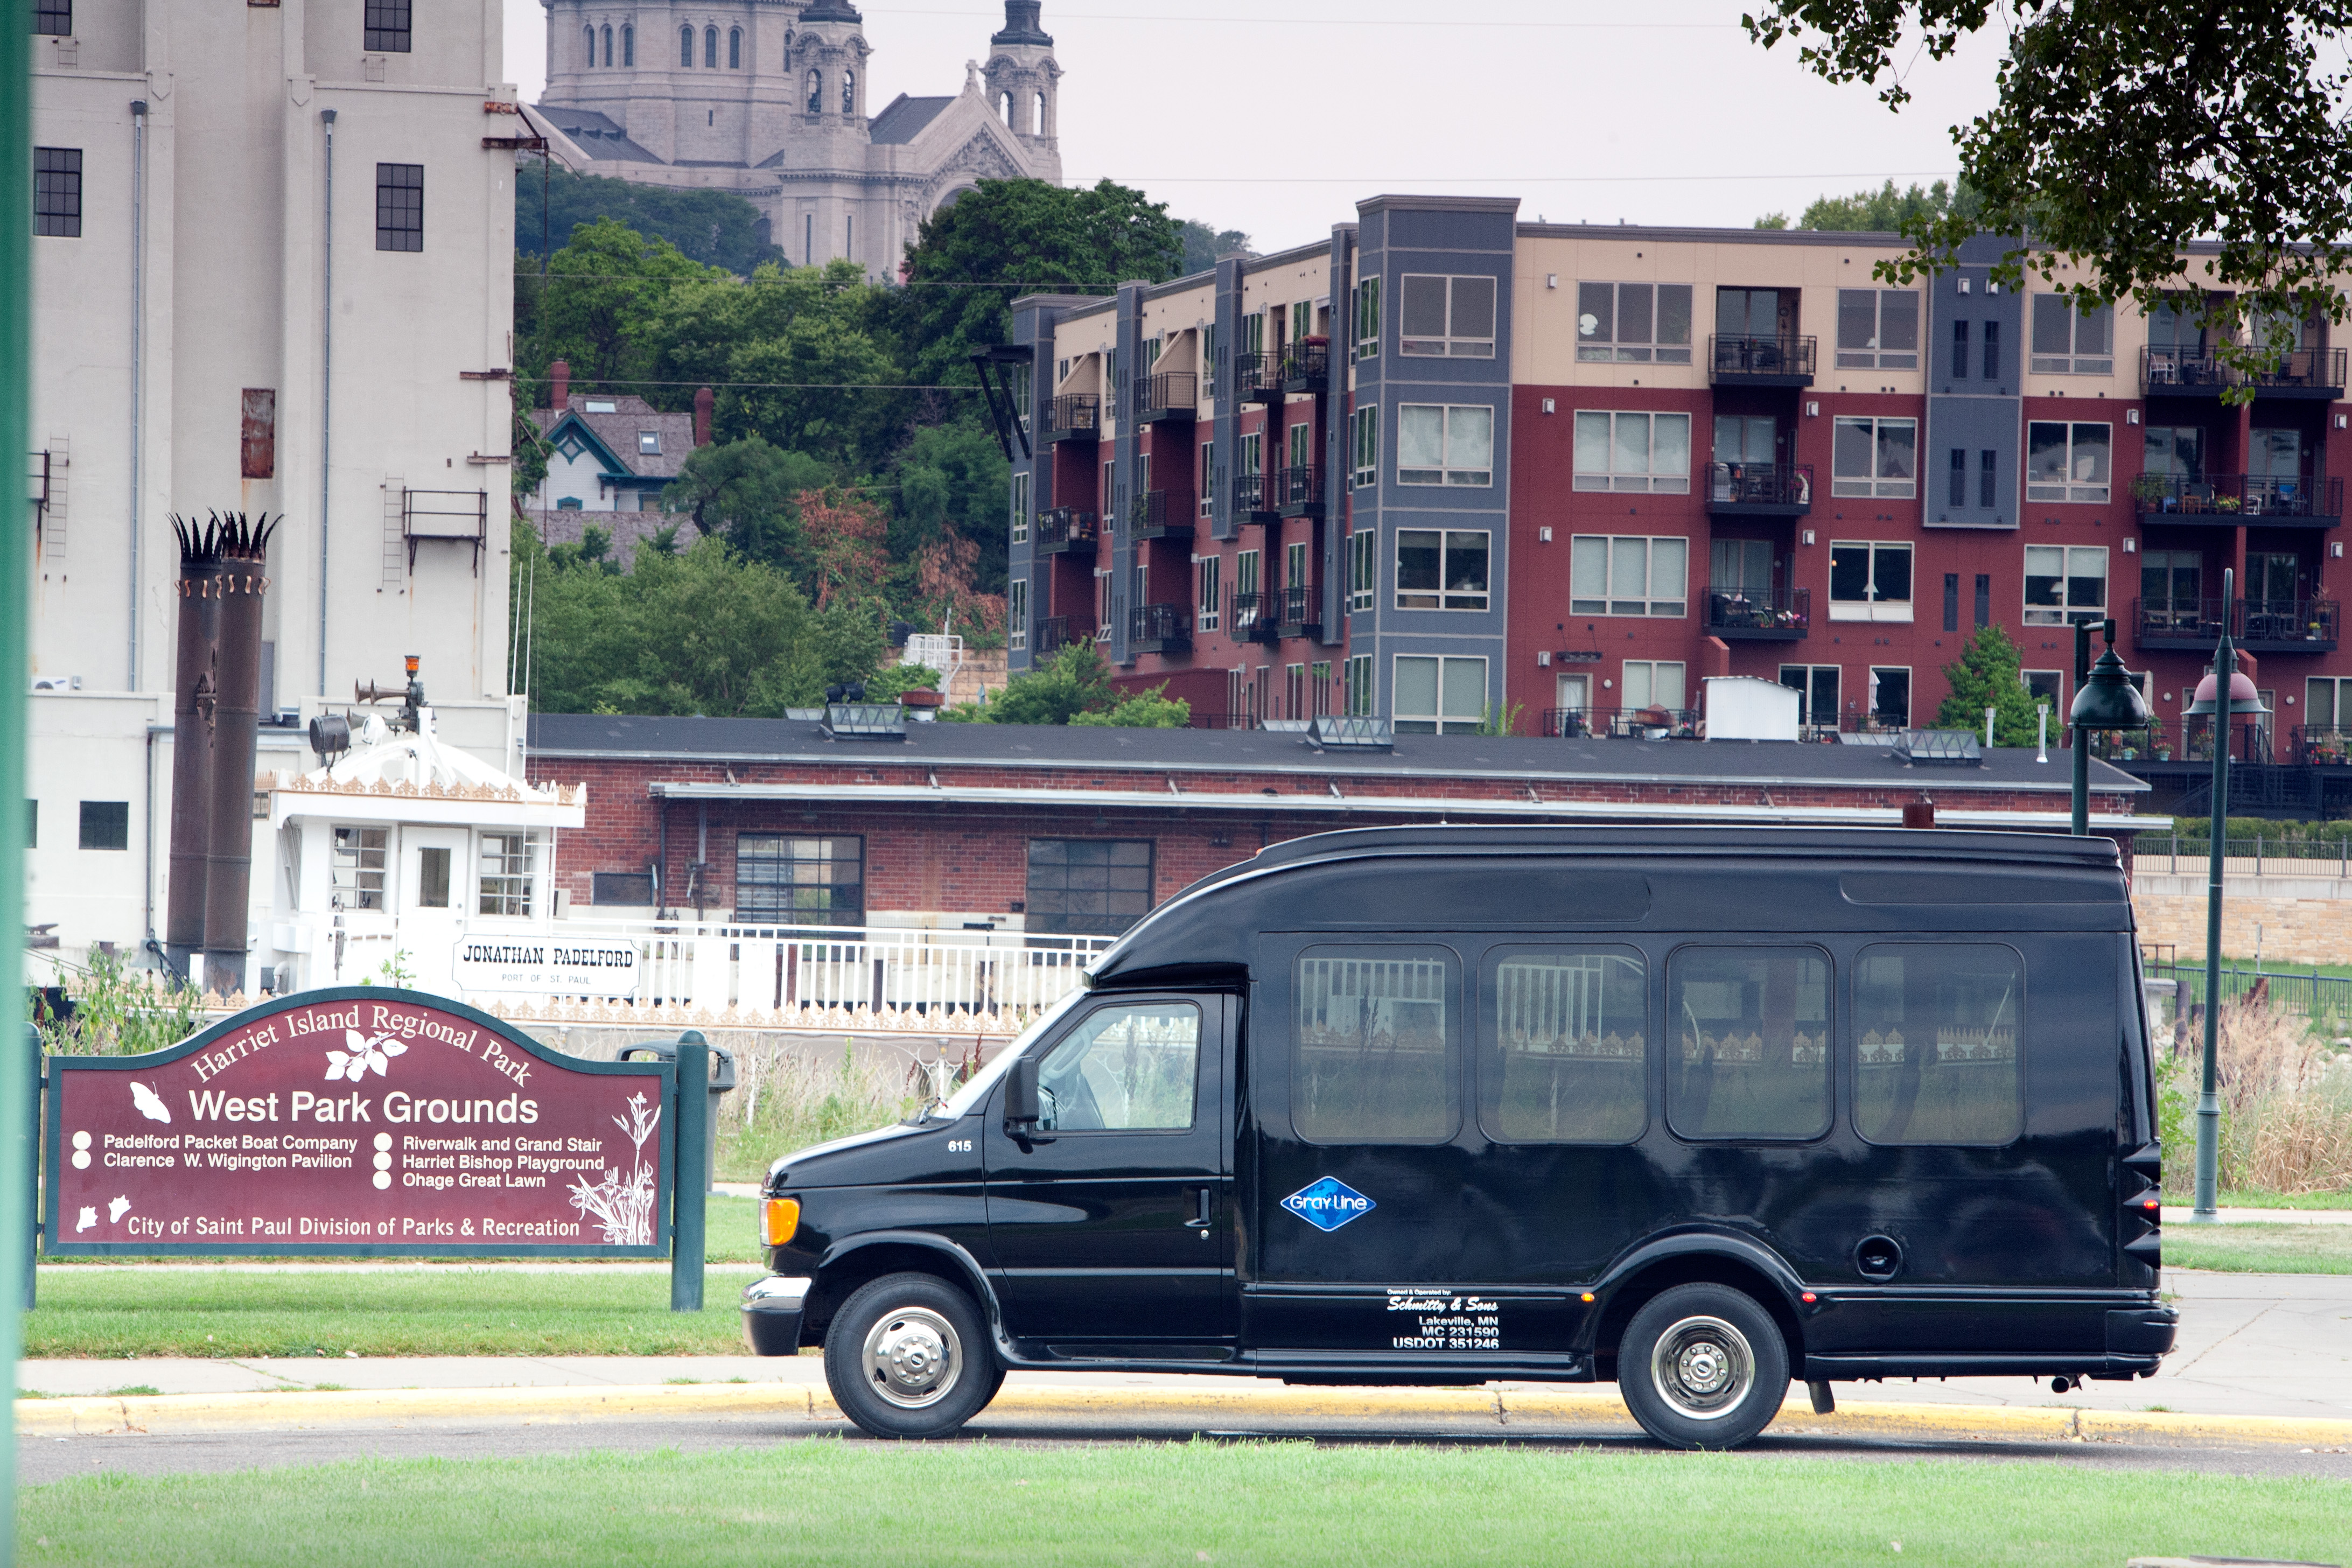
[[17, 1382, 2352, 1448]]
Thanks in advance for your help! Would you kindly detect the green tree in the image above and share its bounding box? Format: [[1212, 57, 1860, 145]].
[[960, 643, 1188, 726], [1175, 219, 1255, 274], [1070, 685, 1191, 728], [1772, 177, 1983, 233], [891, 419, 1011, 597], [515, 167, 783, 275], [1934, 625, 2048, 748], [1745, 3, 2352, 386], [661, 434, 830, 575], [897, 178, 1186, 387], [518, 218, 719, 394]]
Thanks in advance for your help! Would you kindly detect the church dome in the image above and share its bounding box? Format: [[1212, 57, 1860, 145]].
[[991, 1, 1052, 46], [800, 0, 862, 22]]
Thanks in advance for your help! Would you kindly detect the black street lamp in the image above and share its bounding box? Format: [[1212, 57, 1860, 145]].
[[2065, 618, 2152, 836], [2181, 565, 2272, 1223]]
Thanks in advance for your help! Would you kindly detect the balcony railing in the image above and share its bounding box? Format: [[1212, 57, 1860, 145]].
[[1034, 615, 1094, 657], [2132, 597, 2227, 648], [2134, 597, 2340, 651], [1709, 334, 1817, 384], [1703, 583, 1810, 640], [1275, 585, 1321, 639], [2082, 718, 2274, 765], [1229, 591, 1278, 643], [1281, 337, 1330, 393], [1276, 465, 1325, 516], [1705, 461, 1814, 514], [1233, 350, 1283, 403], [1035, 507, 1100, 556], [2130, 472, 2342, 526], [1127, 601, 1192, 655], [2294, 726, 2352, 765], [1542, 706, 1701, 740], [2248, 347, 2349, 396], [1130, 489, 1196, 542], [1045, 393, 1102, 442], [1233, 471, 1281, 521], [1133, 372, 1198, 424], [2141, 346, 2348, 397]]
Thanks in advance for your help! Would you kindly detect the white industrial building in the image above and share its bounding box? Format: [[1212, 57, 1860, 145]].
[[27, 1, 527, 981]]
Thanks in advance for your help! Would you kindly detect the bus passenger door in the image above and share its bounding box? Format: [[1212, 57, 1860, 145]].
[[983, 995, 1235, 1347]]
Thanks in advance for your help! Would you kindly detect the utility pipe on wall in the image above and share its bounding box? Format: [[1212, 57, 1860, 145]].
[[128, 100, 147, 691], [317, 108, 336, 696]]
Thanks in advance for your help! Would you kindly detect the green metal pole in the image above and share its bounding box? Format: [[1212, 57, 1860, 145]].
[[0, 11, 33, 1546], [2194, 570, 2236, 1224], [2071, 620, 2092, 836], [670, 1030, 710, 1312]]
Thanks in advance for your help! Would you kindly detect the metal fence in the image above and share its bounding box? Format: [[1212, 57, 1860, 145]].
[[2143, 950, 2352, 1027], [2134, 837, 2352, 879]]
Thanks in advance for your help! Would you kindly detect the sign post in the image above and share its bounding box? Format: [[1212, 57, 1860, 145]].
[[670, 1030, 710, 1313]]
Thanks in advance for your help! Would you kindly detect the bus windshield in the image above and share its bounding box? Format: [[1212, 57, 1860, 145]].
[[931, 989, 1085, 1121]]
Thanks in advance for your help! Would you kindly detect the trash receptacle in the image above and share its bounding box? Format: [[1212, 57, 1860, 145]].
[[618, 1038, 738, 1194]]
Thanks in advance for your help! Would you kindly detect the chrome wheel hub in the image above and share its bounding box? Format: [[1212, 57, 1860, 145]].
[[863, 1306, 962, 1409], [1650, 1314, 1755, 1422]]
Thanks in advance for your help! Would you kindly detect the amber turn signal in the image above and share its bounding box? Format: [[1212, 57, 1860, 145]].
[[1580, 1292, 1595, 1303], [761, 1197, 800, 1248]]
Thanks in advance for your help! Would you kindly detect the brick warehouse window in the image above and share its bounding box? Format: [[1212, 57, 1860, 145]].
[[737, 836, 864, 926], [1027, 839, 1154, 936], [78, 801, 128, 852], [363, 0, 412, 52], [375, 163, 423, 252], [34, 148, 80, 239], [591, 871, 655, 907], [34, 1, 71, 35]]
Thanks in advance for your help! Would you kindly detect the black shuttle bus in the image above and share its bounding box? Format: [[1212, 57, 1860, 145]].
[[741, 826, 2174, 1448]]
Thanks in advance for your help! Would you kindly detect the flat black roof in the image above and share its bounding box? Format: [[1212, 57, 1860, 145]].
[[527, 712, 2149, 798]]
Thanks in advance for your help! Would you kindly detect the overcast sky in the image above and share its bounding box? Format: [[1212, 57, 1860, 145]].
[[501, 1, 2010, 254]]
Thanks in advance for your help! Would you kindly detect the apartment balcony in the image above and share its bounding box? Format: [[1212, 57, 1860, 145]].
[[2140, 348, 2234, 397], [2132, 597, 2228, 650], [1045, 394, 1102, 443], [1703, 584, 1810, 641], [1233, 471, 1282, 523], [2084, 718, 2273, 767], [1233, 351, 1284, 404], [1705, 461, 1814, 517], [2247, 347, 2348, 398], [2294, 726, 2352, 766], [2133, 597, 2340, 653], [1708, 334, 1817, 387], [1127, 601, 1193, 656], [1131, 489, 1197, 543], [1276, 465, 1325, 517], [1229, 592, 1278, 643], [2134, 346, 2343, 398], [1542, 706, 1702, 740], [2131, 473, 2342, 528], [1035, 507, 1100, 557], [1034, 615, 1094, 657], [1282, 338, 1331, 394], [1275, 585, 1321, 640], [1133, 372, 1198, 426]]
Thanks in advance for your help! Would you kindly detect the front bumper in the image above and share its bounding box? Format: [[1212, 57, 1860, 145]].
[[741, 1275, 811, 1356]]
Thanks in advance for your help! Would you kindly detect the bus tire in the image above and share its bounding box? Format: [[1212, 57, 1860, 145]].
[[823, 1271, 1004, 1440], [1619, 1282, 1789, 1450]]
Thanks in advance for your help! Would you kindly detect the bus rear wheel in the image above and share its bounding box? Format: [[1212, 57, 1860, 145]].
[[1619, 1283, 1789, 1450], [823, 1272, 1004, 1440]]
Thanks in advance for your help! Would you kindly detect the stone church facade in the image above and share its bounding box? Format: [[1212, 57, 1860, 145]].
[[534, 0, 1063, 276]]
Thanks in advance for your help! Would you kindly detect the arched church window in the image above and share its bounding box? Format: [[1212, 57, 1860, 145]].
[[583, 26, 595, 66], [842, 69, 855, 114], [622, 25, 633, 66], [704, 27, 718, 68], [807, 71, 822, 114], [1033, 91, 1045, 134], [729, 29, 741, 68], [680, 26, 693, 66], [600, 26, 612, 66], [999, 92, 1013, 127]]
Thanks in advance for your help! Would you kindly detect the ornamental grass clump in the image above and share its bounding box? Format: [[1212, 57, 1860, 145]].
[[2166, 999, 2352, 1196]]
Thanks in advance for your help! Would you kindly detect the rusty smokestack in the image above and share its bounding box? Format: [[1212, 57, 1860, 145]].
[[693, 385, 714, 447], [165, 515, 227, 979], [200, 512, 276, 997], [548, 357, 570, 411]]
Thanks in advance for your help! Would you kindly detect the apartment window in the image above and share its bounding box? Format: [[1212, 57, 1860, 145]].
[[1779, 665, 1840, 726], [33, 148, 80, 239], [375, 163, 423, 253], [1948, 447, 1966, 507], [1240, 309, 1264, 357], [1868, 667, 1912, 729], [1285, 539, 1308, 596], [1622, 660, 1687, 713], [1239, 430, 1262, 478], [1398, 274, 1497, 357], [2022, 670, 2063, 710], [2308, 677, 2350, 737], [478, 832, 539, 916], [1027, 839, 1154, 936], [1571, 535, 1688, 618], [1975, 572, 1991, 628], [704, 26, 718, 67], [364, 1, 411, 52], [1397, 404, 1493, 486], [622, 25, 633, 65], [1350, 405, 1379, 488], [1576, 282, 1693, 364], [1236, 548, 1261, 601], [1396, 529, 1490, 612], [328, 825, 385, 906], [1198, 556, 1221, 632], [1944, 572, 1961, 632], [1980, 449, 1998, 509], [1343, 654, 1374, 717], [2024, 544, 2108, 625], [1285, 663, 1306, 721], [1573, 410, 1691, 494], [1835, 288, 1920, 369], [2026, 422, 2111, 502], [1668, 947, 1832, 1140], [1010, 471, 1030, 545], [1829, 541, 1913, 622], [1830, 416, 1916, 498], [1286, 420, 1312, 473], [1348, 528, 1376, 613], [1394, 655, 1488, 733], [1854, 945, 2024, 1145], [1291, 300, 1312, 346], [737, 836, 863, 925], [1353, 276, 1380, 361], [1007, 579, 1027, 650], [1950, 319, 1969, 381], [2029, 296, 2115, 374], [729, 27, 741, 68], [33, 1, 69, 35], [1982, 320, 2001, 381], [2145, 425, 2205, 481], [1199, 440, 1215, 520]]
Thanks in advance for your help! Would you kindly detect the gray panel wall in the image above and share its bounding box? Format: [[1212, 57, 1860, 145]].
[[1924, 235, 2025, 531]]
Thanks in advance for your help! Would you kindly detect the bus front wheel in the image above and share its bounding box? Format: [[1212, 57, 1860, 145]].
[[1619, 1282, 1789, 1450], [822, 1271, 1005, 1440]]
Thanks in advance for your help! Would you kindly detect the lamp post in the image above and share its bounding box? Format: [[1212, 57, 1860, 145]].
[[2182, 566, 2272, 1223], [2065, 618, 2152, 836]]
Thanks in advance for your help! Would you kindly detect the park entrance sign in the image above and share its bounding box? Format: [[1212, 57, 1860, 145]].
[[42, 988, 680, 1258]]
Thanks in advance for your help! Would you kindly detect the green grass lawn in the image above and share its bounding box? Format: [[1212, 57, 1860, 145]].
[[23, 1266, 767, 1359], [2209, 1187, 2352, 1209], [2164, 1222, 2352, 1275], [19, 1442, 2352, 1567]]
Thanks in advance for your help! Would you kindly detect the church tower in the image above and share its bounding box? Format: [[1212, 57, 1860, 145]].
[[983, 0, 1060, 153]]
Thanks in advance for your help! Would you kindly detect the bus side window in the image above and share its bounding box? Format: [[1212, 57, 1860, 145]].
[[1034, 1003, 1202, 1132], [1480, 947, 1648, 1143], [1293, 947, 1460, 1143], [1667, 948, 1832, 1141], [1853, 944, 2024, 1146]]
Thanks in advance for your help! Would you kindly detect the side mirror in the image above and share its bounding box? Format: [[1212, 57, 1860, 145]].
[[1004, 1056, 1039, 1127]]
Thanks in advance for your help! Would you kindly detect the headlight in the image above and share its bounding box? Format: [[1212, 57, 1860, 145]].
[[760, 1196, 801, 1248]]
